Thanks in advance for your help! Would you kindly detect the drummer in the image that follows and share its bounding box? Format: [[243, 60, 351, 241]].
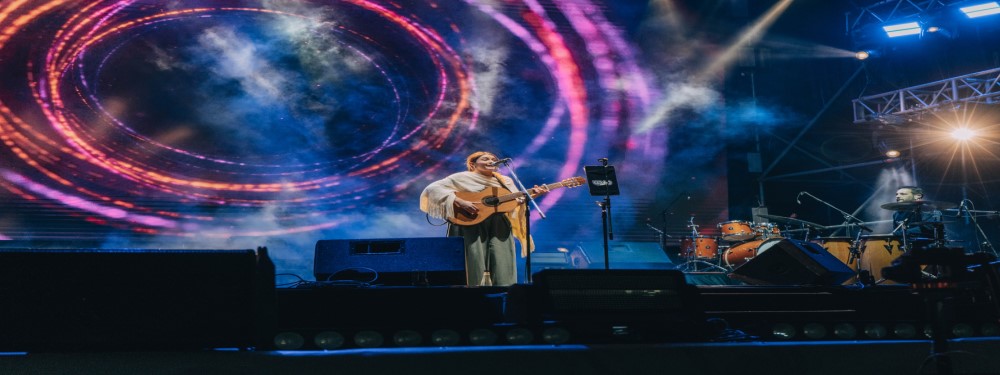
[[891, 185, 943, 239]]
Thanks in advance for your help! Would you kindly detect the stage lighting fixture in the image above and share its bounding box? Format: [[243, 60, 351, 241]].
[[430, 329, 461, 346], [950, 127, 977, 141], [884, 149, 901, 158], [273, 332, 305, 350], [353, 330, 384, 348], [468, 329, 499, 346], [802, 323, 827, 339], [855, 50, 872, 60], [882, 22, 922, 37], [961, 2, 1000, 18], [505, 328, 535, 345], [893, 323, 917, 339], [833, 323, 858, 339], [771, 323, 796, 339], [864, 324, 888, 339], [952, 323, 975, 338], [392, 330, 423, 347], [314, 331, 345, 350]]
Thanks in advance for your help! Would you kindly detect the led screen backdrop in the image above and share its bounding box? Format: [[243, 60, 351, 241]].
[[0, 0, 732, 279]]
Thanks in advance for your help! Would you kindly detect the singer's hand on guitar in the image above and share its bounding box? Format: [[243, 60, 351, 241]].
[[454, 197, 478, 214], [529, 185, 550, 197]]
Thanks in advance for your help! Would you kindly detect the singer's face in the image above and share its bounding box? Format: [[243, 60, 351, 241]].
[[895, 188, 921, 202], [471, 154, 498, 176]]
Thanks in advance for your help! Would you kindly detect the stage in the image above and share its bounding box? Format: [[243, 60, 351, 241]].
[[4, 263, 1000, 374]]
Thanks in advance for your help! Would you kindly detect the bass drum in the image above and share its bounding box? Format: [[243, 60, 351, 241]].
[[722, 239, 763, 268], [812, 237, 858, 284], [860, 235, 905, 284]]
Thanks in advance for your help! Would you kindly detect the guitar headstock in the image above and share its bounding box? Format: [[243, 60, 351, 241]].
[[562, 176, 586, 188]]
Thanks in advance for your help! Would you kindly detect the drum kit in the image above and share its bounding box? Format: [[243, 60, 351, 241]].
[[673, 200, 958, 285]]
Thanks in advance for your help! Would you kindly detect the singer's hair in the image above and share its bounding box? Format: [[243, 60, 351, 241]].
[[897, 185, 924, 197], [466, 151, 497, 171]]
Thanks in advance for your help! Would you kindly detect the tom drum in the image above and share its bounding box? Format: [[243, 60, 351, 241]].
[[680, 236, 719, 259], [718, 220, 755, 242]]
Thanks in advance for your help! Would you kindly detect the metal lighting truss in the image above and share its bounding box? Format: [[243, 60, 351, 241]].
[[849, 0, 959, 33], [852, 67, 1000, 124]]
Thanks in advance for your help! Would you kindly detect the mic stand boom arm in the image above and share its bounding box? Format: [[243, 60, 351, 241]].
[[498, 159, 546, 283], [800, 192, 872, 233]]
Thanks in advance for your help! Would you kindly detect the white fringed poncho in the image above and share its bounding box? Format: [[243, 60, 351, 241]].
[[419, 171, 534, 256]]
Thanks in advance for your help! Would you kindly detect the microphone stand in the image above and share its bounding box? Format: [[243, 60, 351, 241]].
[[952, 200, 998, 256], [800, 191, 873, 285], [499, 159, 545, 284], [599, 159, 613, 270]]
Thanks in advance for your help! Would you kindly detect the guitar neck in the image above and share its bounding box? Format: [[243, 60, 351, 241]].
[[495, 181, 569, 202]]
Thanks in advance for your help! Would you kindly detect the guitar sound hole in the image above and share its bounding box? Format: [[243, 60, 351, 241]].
[[482, 197, 500, 206]]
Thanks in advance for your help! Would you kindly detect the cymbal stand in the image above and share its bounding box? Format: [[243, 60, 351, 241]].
[[676, 217, 726, 272]]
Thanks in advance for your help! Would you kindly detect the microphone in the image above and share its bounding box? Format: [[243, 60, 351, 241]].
[[956, 200, 966, 218], [488, 158, 512, 166], [796, 191, 805, 204], [598, 158, 608, 163]]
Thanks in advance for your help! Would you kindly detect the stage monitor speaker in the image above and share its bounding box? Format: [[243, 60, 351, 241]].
[[582, 242, 672, 269], [314, 237, 465, 286], [729, 239, 854, 285], [0, 248, 263, 351]]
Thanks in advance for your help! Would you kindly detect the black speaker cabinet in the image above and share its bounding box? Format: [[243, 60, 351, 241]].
[[0, 248, 262, 351], [729, 239, 854, 285], [314, 237, 465, 286]]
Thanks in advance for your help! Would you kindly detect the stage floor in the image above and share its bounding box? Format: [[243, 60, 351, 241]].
[[2, 339, 999, 375]]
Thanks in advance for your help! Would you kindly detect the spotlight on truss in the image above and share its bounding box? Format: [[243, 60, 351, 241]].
[[961, 2, 1000, 18], [854, 50, 880, 60], [882, 22, 922, 37]]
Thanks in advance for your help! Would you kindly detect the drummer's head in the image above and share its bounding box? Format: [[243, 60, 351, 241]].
[[895, 186, 924, 202]]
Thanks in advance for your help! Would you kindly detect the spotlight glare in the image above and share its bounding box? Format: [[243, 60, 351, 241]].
[[961, 2, 1000, 18], [951, 128, 977, 141], [855, 51, 871, 60], [885, 149, 901, 158]]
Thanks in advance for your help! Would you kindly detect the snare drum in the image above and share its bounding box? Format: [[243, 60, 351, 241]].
[[680, 236, 719, 259], [718, 220, 755, 241], [722, 239, 764, 268], [860, 235, 904, 284]]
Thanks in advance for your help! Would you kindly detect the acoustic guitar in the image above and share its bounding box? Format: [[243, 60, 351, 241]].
[[449, 176, 585, 226]]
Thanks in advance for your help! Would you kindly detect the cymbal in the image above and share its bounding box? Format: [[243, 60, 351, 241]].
[[880, 200, 957, 210], [756, 214, 825, 229]]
